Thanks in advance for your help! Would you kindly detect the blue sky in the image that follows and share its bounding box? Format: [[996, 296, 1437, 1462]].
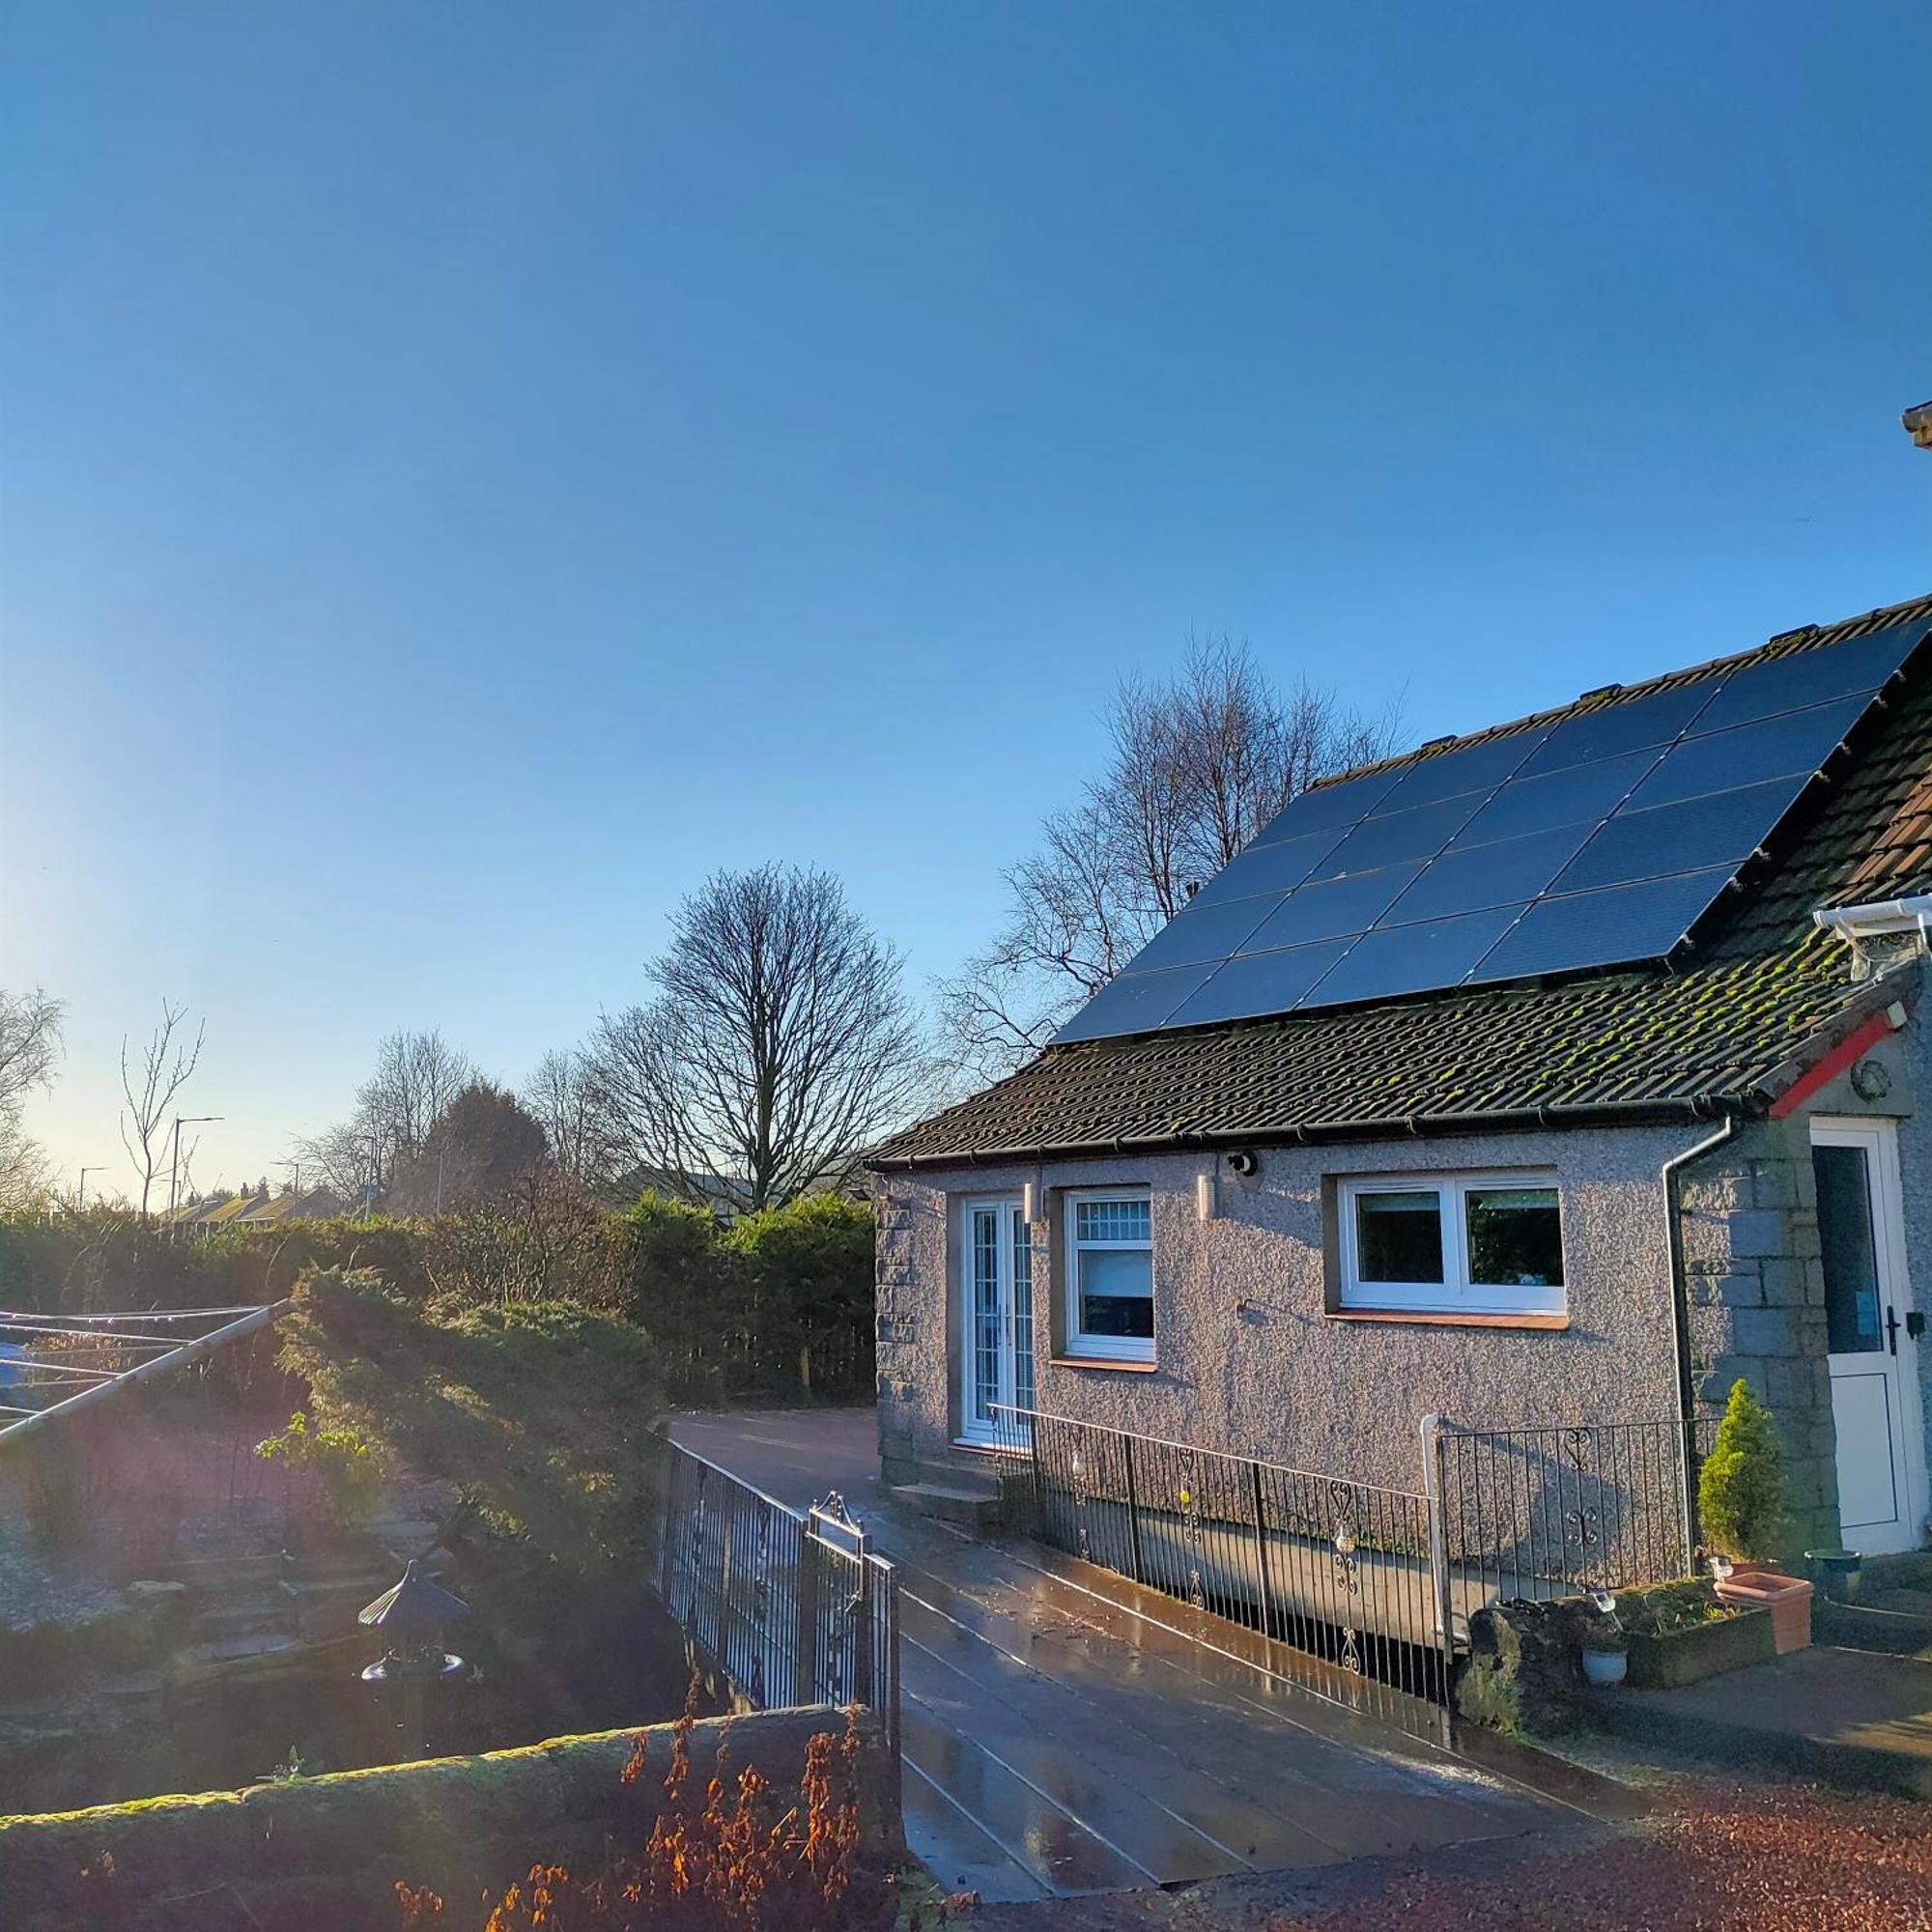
[[3, 3, 1930, 1194]]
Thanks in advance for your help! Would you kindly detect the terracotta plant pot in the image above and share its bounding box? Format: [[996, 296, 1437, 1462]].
[[1714, 1565, 1812, 1654]]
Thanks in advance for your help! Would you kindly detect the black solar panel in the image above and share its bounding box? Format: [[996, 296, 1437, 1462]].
[[1125, 893, 1288, 973], [1186, 830, 1340, 910], [1382, 824, 1593, 924], [1238, 862, 1424, 950], [1052, 962, 1214, 1042], [1469, 869, 1736, 984], [1051, 617, 1928, 1045], [1626, 696, 1866, 810], [1445, 749, 1660, 850], [1305, 906, 1524, 1007], [1517, 681, 1716, 778], [1165, 940, 1355, 1029], [1689, 618, 1920, 732], [1306, 795, 1482, 880], [1370, 725, 1550, 814], [1551, 775, 1808, 896], [1248, 768, 1401, 844]]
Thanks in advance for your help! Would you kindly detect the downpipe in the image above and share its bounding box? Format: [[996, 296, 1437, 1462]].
[[1662, 1116, 1739, 1560]]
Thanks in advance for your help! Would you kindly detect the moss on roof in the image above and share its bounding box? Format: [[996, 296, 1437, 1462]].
[[877, 592, 1932, 1167]]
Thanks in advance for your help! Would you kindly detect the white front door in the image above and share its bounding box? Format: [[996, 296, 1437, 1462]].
[[957, 1198, 1036, 1446], [1812, 1119, 1927, 1555]]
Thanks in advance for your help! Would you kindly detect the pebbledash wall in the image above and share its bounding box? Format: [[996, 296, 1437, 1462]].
[[876, 1122, 1716, 1503], [879, 996, 1931, 1557]]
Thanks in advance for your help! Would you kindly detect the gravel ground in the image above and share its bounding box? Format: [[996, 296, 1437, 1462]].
[[0, 1523, 121, 1630], [961, 1776, 1932, 1932]]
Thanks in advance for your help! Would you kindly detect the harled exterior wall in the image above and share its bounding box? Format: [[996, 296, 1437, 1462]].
[[875, 1122, 1707, 1499]]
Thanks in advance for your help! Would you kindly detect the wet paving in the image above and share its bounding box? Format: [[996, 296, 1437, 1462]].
[[666, 1409, 1560, 1903]]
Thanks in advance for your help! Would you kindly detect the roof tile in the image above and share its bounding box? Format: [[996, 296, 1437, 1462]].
[[876, 591, 1932, 1166]]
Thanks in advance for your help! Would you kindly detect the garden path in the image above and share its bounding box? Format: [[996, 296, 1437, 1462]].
[[666, 1408, 1567, 1903]]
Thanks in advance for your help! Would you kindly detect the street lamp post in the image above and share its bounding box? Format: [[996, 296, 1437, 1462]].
[[168, 1116, 224, 1225], [76, 1167, 104, 1212]]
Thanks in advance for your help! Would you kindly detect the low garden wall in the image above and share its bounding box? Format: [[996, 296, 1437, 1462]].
[[0, 1707, 899, 1931]]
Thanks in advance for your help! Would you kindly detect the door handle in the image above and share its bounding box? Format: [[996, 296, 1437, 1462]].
[[1887, 1306, 1901, 1356]]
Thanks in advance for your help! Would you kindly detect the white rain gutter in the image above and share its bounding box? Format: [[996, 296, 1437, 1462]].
[[1812, 894, 1932, 979], [0, 1299, 293, 1447]]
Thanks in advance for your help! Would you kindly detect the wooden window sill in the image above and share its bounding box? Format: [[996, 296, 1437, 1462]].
[[1324, 1308, 1571, 1331], [1048, 1353, 1161, 1373]]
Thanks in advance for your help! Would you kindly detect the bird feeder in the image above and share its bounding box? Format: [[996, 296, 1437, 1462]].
[[358, 1559, 469, 1756]]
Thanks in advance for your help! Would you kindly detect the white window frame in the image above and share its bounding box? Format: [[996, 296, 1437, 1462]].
[[1063, 1187, 1156, 1362], [1337, 1170, 1566, 1317]]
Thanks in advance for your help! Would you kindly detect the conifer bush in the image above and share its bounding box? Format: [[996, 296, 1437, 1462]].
[[1697, 1378, 1787, 1560]]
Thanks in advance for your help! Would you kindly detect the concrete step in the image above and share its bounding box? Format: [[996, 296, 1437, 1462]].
[[1592, 1646, 1932, 1801], [280, 1570, 396, 1605], [174, 1552, 292, 1591], [190, 1609, 295, 1647], [1816, 1597, 1932, 1661], [891, 1482, 1002, 1532], [177, 1633, 309, 1678]]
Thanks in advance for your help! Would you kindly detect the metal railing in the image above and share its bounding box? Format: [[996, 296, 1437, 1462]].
[[990, 1406, 1449, 1714], [1431, 1413, 1718, 1605], [992, 1405, 1714, 1720], [647, 1435, 899, 1756]]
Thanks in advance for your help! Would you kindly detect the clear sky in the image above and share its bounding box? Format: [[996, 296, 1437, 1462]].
[[3, 3, 1930, 1197]]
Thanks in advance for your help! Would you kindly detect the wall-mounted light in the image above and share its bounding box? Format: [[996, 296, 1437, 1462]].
[[1021, 1181, 1037, 1221], [1195, 1171, 1216, 1221], [1225, 1150, 1258, 1179]]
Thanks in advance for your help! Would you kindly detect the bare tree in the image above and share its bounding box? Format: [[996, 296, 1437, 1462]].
[[291, 1028, 476, 1208], [119, 1000, 205, 1220], [521, 1047, 620, 1189], [0, 986, 63, 1208], [582, 865, 925, 1214], [940, 637, 1403, 1080]]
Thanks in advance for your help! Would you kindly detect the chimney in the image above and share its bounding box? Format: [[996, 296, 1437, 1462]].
[[1903, 399, 1932, 450]]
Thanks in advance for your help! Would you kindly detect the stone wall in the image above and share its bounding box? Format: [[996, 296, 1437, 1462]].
[[1677, 1113, 1840, 1553], [0, 1707, 899, 1931]]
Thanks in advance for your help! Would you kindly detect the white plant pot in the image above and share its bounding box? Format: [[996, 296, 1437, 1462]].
[[1580, 1647, 1628, 1688]]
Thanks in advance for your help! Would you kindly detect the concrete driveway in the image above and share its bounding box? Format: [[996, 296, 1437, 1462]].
[[665, 1407, 1565, 1903]]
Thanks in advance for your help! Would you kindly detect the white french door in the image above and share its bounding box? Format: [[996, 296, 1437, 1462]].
[[957, 1198, 1036, 1447], [1812, 1119, 1927, 1555]]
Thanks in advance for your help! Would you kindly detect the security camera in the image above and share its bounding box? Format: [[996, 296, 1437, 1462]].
[[1225, 1151, 1258, 1179]]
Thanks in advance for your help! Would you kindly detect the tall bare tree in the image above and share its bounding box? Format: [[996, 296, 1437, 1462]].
[[119, 1000, 206, 1220], [582, 864, 924, 1213], [291, 1028, 476, 1208], [0, 986, 63, 1208], [521, 1048, 619, 1189], [940, 637, 1403, 1080]]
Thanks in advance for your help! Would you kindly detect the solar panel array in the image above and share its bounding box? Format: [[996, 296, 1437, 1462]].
[[1055, 618, 1928, 1044]]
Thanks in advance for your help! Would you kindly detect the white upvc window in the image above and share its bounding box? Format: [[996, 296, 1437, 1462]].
[[1064, 1189, 1155, 1361], [1337, 1171, 1566, 1316]]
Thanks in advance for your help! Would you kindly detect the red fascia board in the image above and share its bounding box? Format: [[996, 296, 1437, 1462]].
[[1768, 1009, 1897, 1119]]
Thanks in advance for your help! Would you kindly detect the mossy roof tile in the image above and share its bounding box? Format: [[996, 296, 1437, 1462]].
[[878, 592, 1932, 1166]]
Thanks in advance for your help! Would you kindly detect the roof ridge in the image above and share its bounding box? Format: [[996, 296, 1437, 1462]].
[[1310, 588, 1932, 793]]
